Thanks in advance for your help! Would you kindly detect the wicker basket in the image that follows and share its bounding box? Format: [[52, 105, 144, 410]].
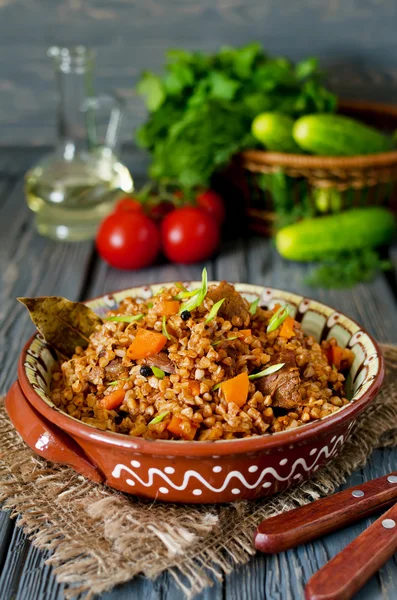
[[227, 100, 397, 236]]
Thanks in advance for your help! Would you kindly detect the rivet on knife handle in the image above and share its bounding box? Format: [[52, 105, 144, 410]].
[[254, 473, 397, 553], [304, 502, 397, 600]]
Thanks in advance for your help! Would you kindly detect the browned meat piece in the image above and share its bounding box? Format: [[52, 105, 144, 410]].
[[218, 339, 243, 379], [256, 349, 302, 409], [105, 358, 125, 377], [207, 281, 250, 324], [144, 352, 176, 374]]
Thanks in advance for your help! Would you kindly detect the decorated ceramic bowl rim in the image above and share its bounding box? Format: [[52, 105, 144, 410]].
[[18, 283, 384, 457]]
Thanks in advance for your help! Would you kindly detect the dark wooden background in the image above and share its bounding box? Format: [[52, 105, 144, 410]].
[[1, 0, 397, 145]]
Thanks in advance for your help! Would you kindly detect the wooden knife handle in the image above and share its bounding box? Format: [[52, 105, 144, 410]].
[[254, 473, 397, 553], [305, 502, 397, 600]]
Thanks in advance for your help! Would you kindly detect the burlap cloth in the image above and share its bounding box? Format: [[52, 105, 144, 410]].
[[1, 344, 397, 599]]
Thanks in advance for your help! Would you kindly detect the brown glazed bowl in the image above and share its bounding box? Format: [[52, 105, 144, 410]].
[[6, 283, 384, 504]]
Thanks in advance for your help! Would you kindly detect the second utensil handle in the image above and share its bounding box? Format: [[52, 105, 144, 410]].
[[305, 502, 397, 600], [255, 473, 397, 553]]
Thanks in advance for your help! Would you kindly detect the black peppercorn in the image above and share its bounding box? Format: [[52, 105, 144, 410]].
[[140, 365, 152, 377], [181, 310, 191, 321]]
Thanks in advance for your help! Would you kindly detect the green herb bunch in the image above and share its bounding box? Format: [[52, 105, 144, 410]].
[[136, 43, 336, 188]]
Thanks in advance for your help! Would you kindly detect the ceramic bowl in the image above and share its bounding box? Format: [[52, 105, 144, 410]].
[[7, 283, 384, 504]]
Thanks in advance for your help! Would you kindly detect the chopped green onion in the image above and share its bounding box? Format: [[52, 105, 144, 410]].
[[248, 363, 285, 381], [205, 298, 225, 324], [152, 366, 166, 379], [107, 378, 129, 386], [211, 381, 222, 391], [266, 305, 291, 333], [212, 335, 238, 347], [173, 289, 197, 300], [153, 287, 165, 296], [162, 315, 171, 340], [175, 282, 188, 291], [148, 410, 170, 426], [179, 267, 208, 314], [147, 302, 153, 309], [249, 298, 260, 316], [104, 313, 144, 323]]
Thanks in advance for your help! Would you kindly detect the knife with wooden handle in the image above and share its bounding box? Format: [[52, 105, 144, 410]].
[[304, 502, 397, 600], [254, 472, 397, 553]]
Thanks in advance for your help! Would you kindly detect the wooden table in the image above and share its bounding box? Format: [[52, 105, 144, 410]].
[[0, 147, 396, 600]]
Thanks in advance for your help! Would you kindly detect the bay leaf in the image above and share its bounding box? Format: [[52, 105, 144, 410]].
[[18, 296, 103, 358]]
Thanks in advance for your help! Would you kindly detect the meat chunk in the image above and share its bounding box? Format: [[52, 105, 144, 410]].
[[256, 349, 302, 410], [218, 339, 244, 379], [144, 352, 176, 374], [207, 281, 250, 324], [105, 358, 125, 377]]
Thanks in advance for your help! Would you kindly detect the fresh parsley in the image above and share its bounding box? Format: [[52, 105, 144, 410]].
[[305, 248, 392, 289]]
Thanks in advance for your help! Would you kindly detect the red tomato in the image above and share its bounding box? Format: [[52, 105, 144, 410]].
[[161, 206, 220, 264], [114, 197, 143, 213], [96, 212, 161, 270], [196, 189, 225, 225], [147, 200, 175, 222]]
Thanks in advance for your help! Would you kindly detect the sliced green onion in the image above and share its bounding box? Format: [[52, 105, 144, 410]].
[[153, 287, 165, 296], [108, 378, 129, 386], [174, 289, 197, 300], [148, 410, 170, 426], [205, 298, 225, 324], [147, 302, 153, 309], [179, 267, 208, 314], [248, 363, 285, 381], [211, 381, 223, 391], [267, 305, 291, 333], [162, 315, 171, 340], [212, 335, 238, 347], [152, 366, 166, 379], [175, 282, 188, 292], [249, 298, 260, 316], [104, 313, 144, 323]]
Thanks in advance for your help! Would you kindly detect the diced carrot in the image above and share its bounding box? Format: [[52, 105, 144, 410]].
[[99, 389, 125, 411], [188, 380, 201, 396], [272, 303, 281, 313], [127, 328, 167, 360], [330, 345, 343, 369], [330, 345, 355, 370], [236, 329, 251, 339], [155, 299, 180, 316], [279, 316, 295, 339], [221, 372, 249, 408], [167, 415, 198, 440]]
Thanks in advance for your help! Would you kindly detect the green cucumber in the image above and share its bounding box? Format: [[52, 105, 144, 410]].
[[293, 114, 393, 156], [251, 112, 300, 153], [276, 207, 395, 262], [313, 188, 342, 213]]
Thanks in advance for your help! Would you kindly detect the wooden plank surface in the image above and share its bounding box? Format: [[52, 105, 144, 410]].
[[1, 0, 397, 145], [0, 148, 396, 600]]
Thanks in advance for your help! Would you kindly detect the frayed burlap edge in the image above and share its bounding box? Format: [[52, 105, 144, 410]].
[[1, 343, 397, 599]]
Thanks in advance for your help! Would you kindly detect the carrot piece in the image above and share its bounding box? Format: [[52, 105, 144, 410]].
[[272, 303, 281, 313], [188, 380, 201, 396], [99, 389, 125, 411], [155, 299, 180, 316], [330, 346, 355, 370], [221, 372, 249, 408], [279, 316, 295, 339], [236, 329, 251, 339], [330, 345, 344, 369], [167, 415, 198, 440], [127, 328, 167, 360]]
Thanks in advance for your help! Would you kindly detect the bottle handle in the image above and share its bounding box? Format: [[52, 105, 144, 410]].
[[82, 94, 124, 152]]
